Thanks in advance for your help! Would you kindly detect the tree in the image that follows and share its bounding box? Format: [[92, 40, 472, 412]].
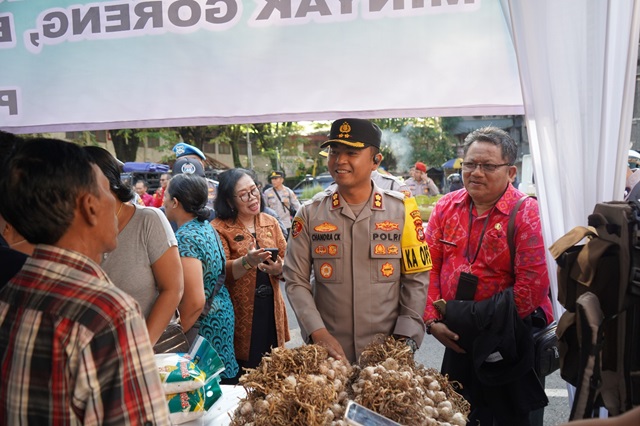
[[223, 125, 250, 168], [370, 118, 457, 174], [252, 122, 304, 172], [173, 124, 260, 169], [110, 128, 179, 162], [175, 126, 221, 159], [110, 130, 142, 162]]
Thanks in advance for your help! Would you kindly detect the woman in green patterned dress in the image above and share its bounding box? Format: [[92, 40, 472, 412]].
[[164, 173, 239, 381]]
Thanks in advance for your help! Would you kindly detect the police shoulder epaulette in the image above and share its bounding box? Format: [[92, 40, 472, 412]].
[[380, 173, 399, 182], [300, 197, 315, 208], [310, 188, 332, 202], [381, 188, 407, 201]]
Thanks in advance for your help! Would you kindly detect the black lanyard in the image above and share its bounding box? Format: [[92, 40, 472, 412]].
[[465, 202, 493, 265]]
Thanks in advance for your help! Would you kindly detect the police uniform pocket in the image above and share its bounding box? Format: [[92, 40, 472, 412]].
[[370, 224, 402, 283], [313, 259, 342, 283], [370, 241, 402, 283], [372, 258, 401, 282], [312, 241, 342, 283]]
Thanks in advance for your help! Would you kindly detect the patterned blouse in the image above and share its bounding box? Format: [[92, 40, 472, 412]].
[[175, 218, 239, 379], [211, 213, 290, 361]]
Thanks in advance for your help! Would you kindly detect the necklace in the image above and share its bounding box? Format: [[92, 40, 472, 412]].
[[240, 215, 256, 232], [116, 202, 124, 218], [9, 239, 27, 248]]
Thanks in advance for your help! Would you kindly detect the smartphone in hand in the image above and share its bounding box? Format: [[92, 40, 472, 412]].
[[263, 248, 279, 263]]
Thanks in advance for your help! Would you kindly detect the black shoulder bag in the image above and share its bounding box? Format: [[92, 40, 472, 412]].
[[508, 195, 560, 378], [153, 310, 190, 354]]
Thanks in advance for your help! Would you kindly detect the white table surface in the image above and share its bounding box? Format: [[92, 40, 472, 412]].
[[178, 384, 246, 426]]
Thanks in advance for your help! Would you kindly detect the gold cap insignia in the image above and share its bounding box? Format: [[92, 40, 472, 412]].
[[338, 122, 352, 138]]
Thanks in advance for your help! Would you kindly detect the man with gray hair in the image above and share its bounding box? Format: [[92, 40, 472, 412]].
[[0, 138, 170, 424]]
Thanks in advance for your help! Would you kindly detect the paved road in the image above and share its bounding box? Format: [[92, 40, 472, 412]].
[[281, 282, 571, 425]]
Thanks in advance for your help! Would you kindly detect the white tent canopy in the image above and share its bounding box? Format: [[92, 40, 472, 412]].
[[1, 0, 522, 132]]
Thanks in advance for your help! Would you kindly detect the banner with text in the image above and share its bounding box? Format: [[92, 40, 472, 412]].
[[0, 0, 523, 132]]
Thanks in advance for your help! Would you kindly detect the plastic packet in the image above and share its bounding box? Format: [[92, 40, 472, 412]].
[[166, 376, 223, 424]]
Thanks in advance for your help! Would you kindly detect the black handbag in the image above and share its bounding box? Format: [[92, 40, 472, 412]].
[[531, 320, 560, 377], [153, 322, 190, 354]]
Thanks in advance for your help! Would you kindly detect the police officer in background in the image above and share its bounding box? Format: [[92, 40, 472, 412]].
[[406, 161, 440, 196], [263, 170, 301, 236], [371, 167, 411, 197], [283, 118, 431, 363], [172, 142, 218, 208], [170, 156, 216, 226]]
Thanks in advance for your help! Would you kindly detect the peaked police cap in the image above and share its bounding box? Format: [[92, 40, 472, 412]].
[[321, 118, 381, 149]]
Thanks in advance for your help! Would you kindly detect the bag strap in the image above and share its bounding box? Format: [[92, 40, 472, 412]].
[[195, 268, 225, 324], [272, 188, 292, 214], [508, 195, 530, 273], [570, 292, 606, 420], [508, 196, 555, 308], [548, 226, 598, 260], [572, 237, 615, 286]]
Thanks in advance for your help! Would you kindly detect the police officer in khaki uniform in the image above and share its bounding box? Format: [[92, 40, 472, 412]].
[[371, 169, 411, 197], [263, 170, 301, 234], [405, 161, 440, 196], [283, 118, 431, 363]]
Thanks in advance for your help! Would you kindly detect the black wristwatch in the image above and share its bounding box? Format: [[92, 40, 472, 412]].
[[404, 338, 418, 353], [393, 335, 418, 353]]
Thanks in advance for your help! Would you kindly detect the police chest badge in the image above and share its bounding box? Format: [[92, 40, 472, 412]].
[[381, 262, 394, 277], [320, 262, 333, 279]]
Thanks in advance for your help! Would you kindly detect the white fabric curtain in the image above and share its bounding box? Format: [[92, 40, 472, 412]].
[[501, 0, 640, 313], [501, 0, 640, 407]]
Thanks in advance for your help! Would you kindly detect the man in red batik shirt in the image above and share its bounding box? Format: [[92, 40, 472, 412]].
[[424, 127, 553, 426]]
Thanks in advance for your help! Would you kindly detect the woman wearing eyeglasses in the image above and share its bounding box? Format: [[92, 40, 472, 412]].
[[211, 168, 289, 383]]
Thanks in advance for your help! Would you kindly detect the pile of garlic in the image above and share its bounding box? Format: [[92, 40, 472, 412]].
[[351, 357, 467, 426], [230, 345, 353, 426], [230, 336, 469, 426]]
